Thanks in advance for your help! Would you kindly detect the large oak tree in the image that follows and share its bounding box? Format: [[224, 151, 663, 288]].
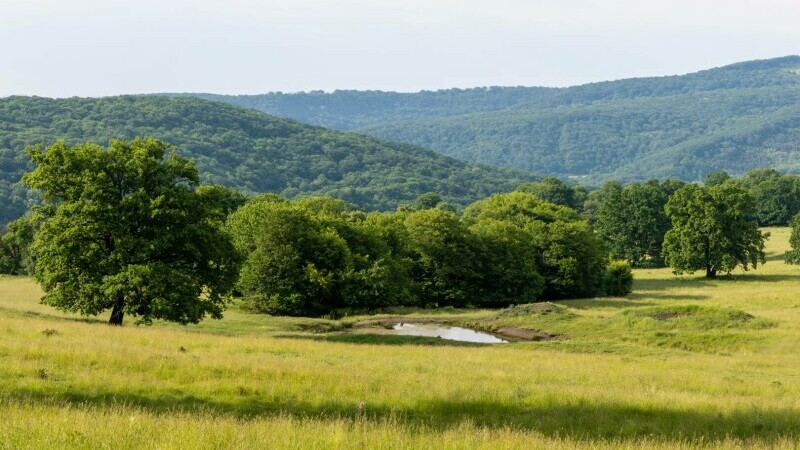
[[663, 183, 766, 278], [24, 138, 241, 325]]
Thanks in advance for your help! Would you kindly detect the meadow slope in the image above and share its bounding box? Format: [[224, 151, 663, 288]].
[[0, 228, 799, 449]]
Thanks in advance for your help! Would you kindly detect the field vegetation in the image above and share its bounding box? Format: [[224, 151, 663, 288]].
[[1, 228, 798, 449]]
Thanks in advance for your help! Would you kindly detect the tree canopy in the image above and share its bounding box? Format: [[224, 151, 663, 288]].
[[224, 190, 626, 316], [734, 169, 800, 226], [784, 213, 800, 265], [23, 138, 242, 325], [464, 192, 607, 299], [594, 181, 671, 267], [662, 183, 766, 278]]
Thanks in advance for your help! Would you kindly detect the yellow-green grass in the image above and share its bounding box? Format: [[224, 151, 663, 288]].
[[1, 228, 799, 449]]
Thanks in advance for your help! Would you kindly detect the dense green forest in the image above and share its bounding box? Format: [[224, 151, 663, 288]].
[[0, 96, 538, 226], [194, 56, 800, 183]]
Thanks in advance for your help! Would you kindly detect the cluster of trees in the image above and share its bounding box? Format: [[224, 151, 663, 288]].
[[1, 139, 632, 325], [727, 169, 800, 226], [7, 137, 798, 325], [228, 190, 629, 317], [0, 95, 538, 226], [535, 175, 768, 277], [593, 180, 672, 267]]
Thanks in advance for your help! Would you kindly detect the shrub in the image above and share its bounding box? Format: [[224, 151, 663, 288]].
[[604, 260, 634, 297], [785, 212, 800, 264]]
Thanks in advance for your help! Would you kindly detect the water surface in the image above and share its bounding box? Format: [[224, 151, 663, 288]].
[[390, 323, 507, 344]]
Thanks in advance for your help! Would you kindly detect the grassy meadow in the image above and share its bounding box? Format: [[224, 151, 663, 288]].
[[1, 227, 799, 449]]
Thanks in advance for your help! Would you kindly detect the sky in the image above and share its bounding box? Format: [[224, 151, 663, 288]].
[[1, 0, 799, 97]]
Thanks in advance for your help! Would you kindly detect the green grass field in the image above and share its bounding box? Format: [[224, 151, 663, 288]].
[[1, 228, 799, 449]]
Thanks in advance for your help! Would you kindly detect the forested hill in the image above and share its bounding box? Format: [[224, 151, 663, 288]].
[[188, 56, 800, 183], [0, 96, 537, 225], [187, 87, 557, 130]]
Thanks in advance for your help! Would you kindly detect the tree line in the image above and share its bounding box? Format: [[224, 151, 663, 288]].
[[227, 188, 630, 317], [585, 169, 800, 275], [0, 139, 632, 324], [5, 139, 800, 325]]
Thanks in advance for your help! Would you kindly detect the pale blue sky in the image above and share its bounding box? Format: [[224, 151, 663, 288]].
[[1, 0, 798, 97]]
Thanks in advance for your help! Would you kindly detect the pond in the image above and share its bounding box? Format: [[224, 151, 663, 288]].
[[389, 323, 508, 344]]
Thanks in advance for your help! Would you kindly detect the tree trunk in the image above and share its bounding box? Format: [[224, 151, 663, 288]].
[[109, 294, 125, 325], [704, 235, 716, 278]]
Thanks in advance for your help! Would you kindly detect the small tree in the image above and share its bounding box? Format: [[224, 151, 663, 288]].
[[704, 170, 731, 187], [0, 211, 47, 275], [413, 192, 445, 210], [663, 184, 766, 278], [24, 138, 241, 325], [604, 260, 634, 296], [516, 177, 583, 211], [595, 181, 670, 267], [784, 213, 800, 264]]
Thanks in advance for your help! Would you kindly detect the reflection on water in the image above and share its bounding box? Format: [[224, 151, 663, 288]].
[[390, 323, 507, 344]]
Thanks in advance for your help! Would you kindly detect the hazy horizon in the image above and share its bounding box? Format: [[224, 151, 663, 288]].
[[2, 0, 799, 97]]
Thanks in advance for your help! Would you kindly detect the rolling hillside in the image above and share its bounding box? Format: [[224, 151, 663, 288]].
[[194, 56, 800, 183], [0, 96, 537, 226]]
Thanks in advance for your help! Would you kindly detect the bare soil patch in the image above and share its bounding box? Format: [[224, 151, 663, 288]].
[[496, 327, 556, 341]]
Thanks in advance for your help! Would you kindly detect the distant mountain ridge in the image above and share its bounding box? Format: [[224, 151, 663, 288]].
[[0, 96, 538, 226], [184, 56, 800, 183], [184, 86, 557, 130]]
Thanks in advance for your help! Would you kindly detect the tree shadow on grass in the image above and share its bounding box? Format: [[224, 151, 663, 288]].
[[563, 299, 657, 310], [726, 273, 800, 283], [563, 294, 707, 311], [275, 333, 491, 347], [633, 277, 713, 292], [626, 292, 709, 302], [0, 306, 103, 324], [630, 270, 800, 293], [764, 250, 786, 263], [5, 390, 798, 444]]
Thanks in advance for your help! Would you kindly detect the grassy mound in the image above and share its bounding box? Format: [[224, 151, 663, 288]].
[[620, 305, 775, 330], [495, 302, 575, 319], [614, 305, 777, 353]]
